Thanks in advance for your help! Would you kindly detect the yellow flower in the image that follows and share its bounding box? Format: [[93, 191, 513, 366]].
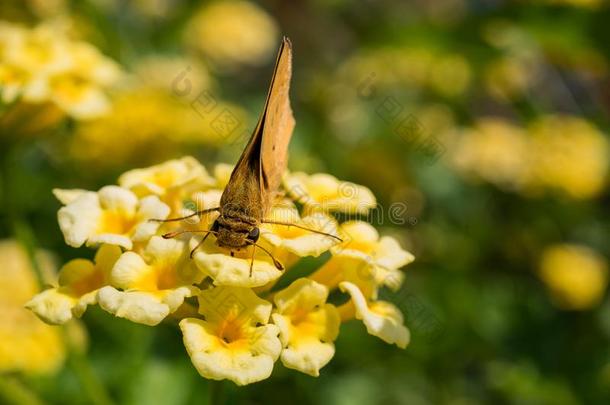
[[57, 186, 170, 249], [0, 240, 65, 374], [0, 21, 121, 119], [26, 245, 121, 325], [451, 118, 532, 191], [484, 57, 531, 101], [284, 172, 376, 214], [212, 163, 234, 189], [271, 278, 340, 376], [184, 0, 278, 68], [538, 244, 608, 310], [428, 54, 471, 97], [97, 236, 202, 326], [180, 287, 281, 385], [312, 221, 414, 293], [529, 115, 609, 199], [451, 116, 609, 199], [339, 282, 410, 349], [118, 156, 214, 213]]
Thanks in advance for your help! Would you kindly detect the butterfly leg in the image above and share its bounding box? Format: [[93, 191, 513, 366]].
[[245, 241, 284, 271], [249, 244, 256, 277], [190, 231, 216, 258]]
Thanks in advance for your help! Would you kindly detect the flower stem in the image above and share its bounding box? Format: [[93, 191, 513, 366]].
[[209, 380, 224, 405], [67, 349, 115, 405], [0, 376, 45, 405]]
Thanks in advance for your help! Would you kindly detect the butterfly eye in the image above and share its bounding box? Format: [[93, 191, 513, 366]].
[[248, 227, 260, 242]]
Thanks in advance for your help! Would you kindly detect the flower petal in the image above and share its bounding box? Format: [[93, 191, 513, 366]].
[[57, 192, 101, 247], [97, 286, 171, 326], [25, 288, 78, 325], [180, 318, 280, 386], [339, 281, 410, 348]]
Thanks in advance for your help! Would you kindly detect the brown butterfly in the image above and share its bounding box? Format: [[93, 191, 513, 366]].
[[157, 37, 341, 274]]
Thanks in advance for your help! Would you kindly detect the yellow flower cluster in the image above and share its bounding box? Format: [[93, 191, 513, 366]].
[[341, 47, 472, 97], [538, 244, 608, 310], [28, 157, 414, 385], [183, 0, 278, 68], [70, 86, 246, 168], [0, 21, 121, 119], [451, 115, 610, 199], [0, 240, 65, 375]]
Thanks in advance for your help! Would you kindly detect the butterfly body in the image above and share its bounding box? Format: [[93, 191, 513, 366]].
[[212, 37, 294, 253]]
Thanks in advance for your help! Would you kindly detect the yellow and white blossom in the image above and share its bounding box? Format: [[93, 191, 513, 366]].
[[284, 172, 376, 214], [32, 156, 416, 385], [0, 21, 121, 119], [339, 281, 410, 349], [97, 236, 202, 326], [271, 278, 340, 376], [180, 287, 281, 385], [119, 156, 214, 213], [57, 185, 170, 249], [26, 245, 121, 325], [312, 221, 414, 293]]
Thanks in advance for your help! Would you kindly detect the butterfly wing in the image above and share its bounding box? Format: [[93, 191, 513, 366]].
[[259, 37, 295, 205], [220, 37, 294, 217]]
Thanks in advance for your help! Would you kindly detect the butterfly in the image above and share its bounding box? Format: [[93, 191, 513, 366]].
[[158, 37, 341, 274]]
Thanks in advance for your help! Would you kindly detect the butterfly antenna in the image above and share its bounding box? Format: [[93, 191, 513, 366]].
[[150, 207, 219, 223], [162, 229, 214, 239], [260, 219, 343, 242]]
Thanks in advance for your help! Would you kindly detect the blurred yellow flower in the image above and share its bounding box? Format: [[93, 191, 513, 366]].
[[528, 115, 609, 199], [26, 244, 121, 325], [340, 47, 471, 97], [70, 87, 246, 168], [184, 0, 278, 68], [56, 185, 170, 249], [537, 0, 603, 8], [451, 118, 532, 191], [0, 240, 65, 374], [450, 115, 609, 199], [0, 21, 121, 119], [180, 287, 281, 385], [484, 57, 531, 101], [538, 244, 608, 310], [271, 278, 340, 376], [98, 236, 202, 326], [428, 54, 471, 97]]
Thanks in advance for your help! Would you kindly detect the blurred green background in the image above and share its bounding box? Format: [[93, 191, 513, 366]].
[[1, 0, 610, 404]]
